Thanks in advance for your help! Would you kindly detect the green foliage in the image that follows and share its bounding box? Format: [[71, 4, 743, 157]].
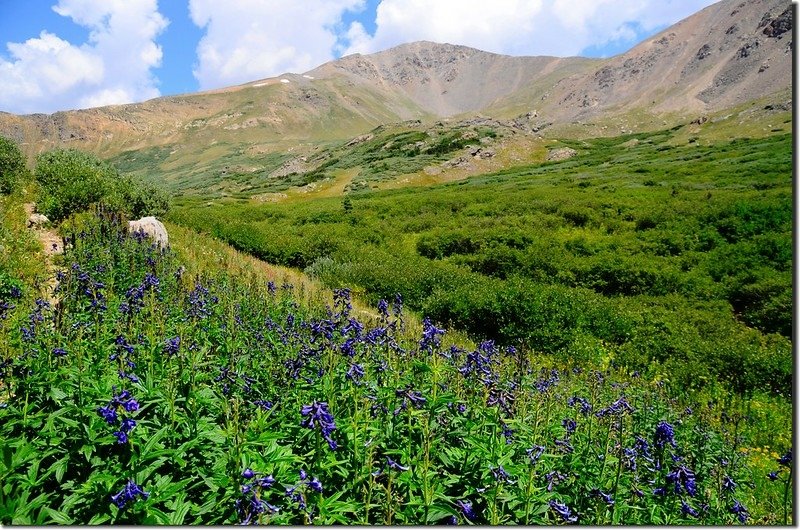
[[0, 211, 791, 524], [0, 136, 30, 195], [34, 148, 170, 222], [170, 130, 792, 397]]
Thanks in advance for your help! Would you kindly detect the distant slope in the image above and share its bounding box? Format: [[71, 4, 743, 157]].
[[307, 41, 598, 118], [0, 0, 790, 197], [499, 0, 792, 122]]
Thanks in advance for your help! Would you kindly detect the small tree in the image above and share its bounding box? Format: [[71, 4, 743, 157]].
[[0, 136, 29, 195]]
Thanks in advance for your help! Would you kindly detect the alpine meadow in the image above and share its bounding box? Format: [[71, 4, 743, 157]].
[[0, 0, 794, 525]]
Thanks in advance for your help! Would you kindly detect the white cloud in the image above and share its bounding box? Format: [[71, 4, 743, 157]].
[[342, 0, 719, 58], [0, 0, 167, 114], [189, 0, 364, 90]]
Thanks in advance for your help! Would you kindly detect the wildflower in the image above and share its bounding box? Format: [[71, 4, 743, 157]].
[[546, 470, 566, 492], [419, 317, 445, 353], [666, 465, 697, 497], [729, 500, 748, 523], [595, 397, 634, 418], [562, 418, 577, 436], [554, 438, 575, 453], [567, 395, 592, 415], [387, 457, 409, 472], [113, 430, 128, 444], [346, 362, 364, 383], [767, 471, 780, 481], [778, 450, 792, 467], [300, 401, 338, 450], [110, 479, 149, 510], [722, 475, 737, 492], [377, 299, 389, 318], [392, 292, 403, 316], [163, 336, 180, 356], [549, 499, 578, 523], [654, 421, 677, 450], [623, 448, 637, 471], [591, 489, 614, 506], [681, 500, 699, 517], [257, 475, 276, 489], [120, 418, 137, 433], [242, 468, 255, 479], [97, 405, 118, 425], [526, 445, 545, 466], [52, 347, 67, 357], [490, 465, 513, 484], [500, 422, 514, 444], [455, 499, 476, 522]]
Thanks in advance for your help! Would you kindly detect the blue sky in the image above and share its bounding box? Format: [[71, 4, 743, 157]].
[[0, 0, 718, 114]]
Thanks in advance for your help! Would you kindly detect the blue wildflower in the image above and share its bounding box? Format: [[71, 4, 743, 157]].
[[729, 500, 748, 523], [591, 489, 614, 506], [163, 336, 180, 356], [722, 475, 737, 492], [681, 500, 699, 517], [387, 457, 409, 472], [654, 421, 677, 450], [455, 499, 476, 522], [549, 499, 578, 523], [110, 479, 148, 509], [300, 401, 338, 450]]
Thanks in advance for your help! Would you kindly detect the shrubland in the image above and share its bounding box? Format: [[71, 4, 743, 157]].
[[170, 129, 792, 397]]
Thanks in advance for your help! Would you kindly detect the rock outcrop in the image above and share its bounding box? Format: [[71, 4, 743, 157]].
[[27, 213, 49, 229], [546, 147, 578, 161], [128, 217, 169, 249]]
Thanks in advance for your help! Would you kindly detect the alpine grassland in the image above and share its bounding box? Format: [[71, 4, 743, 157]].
[[0, 122, 793, 524]]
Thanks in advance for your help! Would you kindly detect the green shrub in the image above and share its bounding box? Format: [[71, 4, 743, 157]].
[[34, 148, 170, 222], [0, 136, 29, 194]]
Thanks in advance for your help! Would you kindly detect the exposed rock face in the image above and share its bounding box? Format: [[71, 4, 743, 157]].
[[761, 6, 792, 38], [546, 147, 578, 161], [27, 213, 49, 229], [128, 217, 169, 249]]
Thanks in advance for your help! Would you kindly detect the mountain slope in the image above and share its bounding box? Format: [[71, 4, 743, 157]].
[[307, 41, 598, 118], [0, 0, 791, 197], [486, 0, 792, 122]]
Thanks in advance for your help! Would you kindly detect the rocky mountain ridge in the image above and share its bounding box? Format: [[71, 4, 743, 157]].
[[0, 0, 791, 190]]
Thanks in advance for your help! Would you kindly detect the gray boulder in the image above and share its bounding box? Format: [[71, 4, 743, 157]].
[[27, 213, 50, 229], [546, 147, 578, 161], [128, 217, 169, 249]]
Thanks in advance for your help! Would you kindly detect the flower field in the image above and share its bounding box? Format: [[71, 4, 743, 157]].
[[0, 209, 792, 524]]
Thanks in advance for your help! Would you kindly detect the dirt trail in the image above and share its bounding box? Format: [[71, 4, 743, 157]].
[[23, 203, 63, 303]]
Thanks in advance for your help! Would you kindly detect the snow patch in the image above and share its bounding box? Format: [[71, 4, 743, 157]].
[[280, 79, 290, 84]]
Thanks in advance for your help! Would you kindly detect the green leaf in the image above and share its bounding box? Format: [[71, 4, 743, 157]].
[[53, 456, 69, 483], [88, 513, 111, 525], [44, 507, 73, 524], [168, 498, 192, 525], [142, 507, 170, 525], [80, 445, 93, 462]]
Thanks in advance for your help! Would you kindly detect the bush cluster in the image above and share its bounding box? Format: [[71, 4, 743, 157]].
[[34, 147, 170, 222]]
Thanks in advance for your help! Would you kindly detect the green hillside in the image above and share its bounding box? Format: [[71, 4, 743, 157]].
[[170, 126, 793, 397]]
